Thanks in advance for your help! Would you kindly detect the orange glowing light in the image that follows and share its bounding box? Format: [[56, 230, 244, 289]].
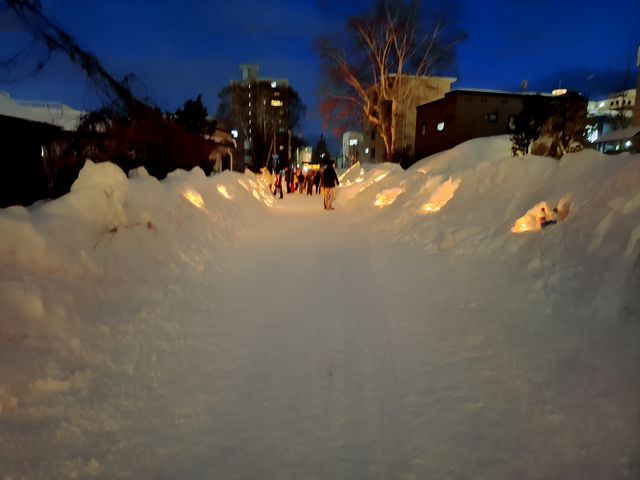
[[217, 185, 232, 199], [374, 187, 404, 207], [374, 172, 388, 182], [182, 190, 205, 209], [418, 177, 460, 215]]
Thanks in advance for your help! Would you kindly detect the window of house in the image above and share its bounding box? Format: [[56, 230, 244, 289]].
[[508, 115, 516, 130], [421, 122, 427, 135], [500, 99, 508, 104], [480, 97, 487, 103], [465, 96, 472, 102], [371, 129, 376, 140], [371, 148, 376, 159], [487, 111, 498, 123], [436, 122, 445, 131]]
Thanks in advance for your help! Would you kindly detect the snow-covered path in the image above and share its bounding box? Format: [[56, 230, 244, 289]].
[[2, 162, 639, 480], [100, 193, 637, 479]]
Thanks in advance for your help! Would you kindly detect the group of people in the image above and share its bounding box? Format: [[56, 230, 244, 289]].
[[271, 161, 340, 210]]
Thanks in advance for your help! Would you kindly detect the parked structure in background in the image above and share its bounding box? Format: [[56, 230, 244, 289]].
[[588, 89, 636, 141], [362, 76, 456, 165], [342, 131, 363, 168], [414, 89, 556, 162], [0, 92, 84, 207], [297, 146, 313, 170], [593, 46, 640, 153], [225, 64, 291, 172], [206, 128, 236, 173]]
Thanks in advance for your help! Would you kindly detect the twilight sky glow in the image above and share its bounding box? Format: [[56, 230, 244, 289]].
[[1, 0, 639, 143]]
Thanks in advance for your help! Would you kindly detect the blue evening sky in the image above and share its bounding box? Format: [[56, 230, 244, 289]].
[[1, 0, 639, 144]]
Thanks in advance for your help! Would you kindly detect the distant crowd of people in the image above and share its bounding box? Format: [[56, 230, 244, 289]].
[[271, 161, 340, 210]]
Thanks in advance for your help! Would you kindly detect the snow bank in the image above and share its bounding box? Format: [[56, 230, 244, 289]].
[[335, 136, 640, 323], [0, 161, 271, 411]]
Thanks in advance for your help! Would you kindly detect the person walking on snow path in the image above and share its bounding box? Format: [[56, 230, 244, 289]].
[[321, 160, 339, 210], [273, 171, 283, 199]]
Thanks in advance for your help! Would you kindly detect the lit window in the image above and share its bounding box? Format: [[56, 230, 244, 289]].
[[421, 123, 426, 135], [487, 112, 498, 123], [436, 122, 445, 131], [271, 81, 277, 88], [271, 99, 283, 107], [365, 147, 370, 154]]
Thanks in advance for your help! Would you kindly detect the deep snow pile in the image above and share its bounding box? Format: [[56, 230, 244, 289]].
[[0, 162, 273, 416], [337, 136, 640, 323]]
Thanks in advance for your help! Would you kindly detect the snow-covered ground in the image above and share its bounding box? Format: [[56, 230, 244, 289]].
[[1, 136, 639, 479]]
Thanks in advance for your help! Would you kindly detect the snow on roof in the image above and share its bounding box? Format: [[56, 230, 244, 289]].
[[0, 91, 85, 131], [450, 88, 554, 97], [594, 125, 640, 143]]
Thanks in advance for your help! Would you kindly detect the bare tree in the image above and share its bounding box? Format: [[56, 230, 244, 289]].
[[317, 0, 465, 163], [3, 0, 147, 116]]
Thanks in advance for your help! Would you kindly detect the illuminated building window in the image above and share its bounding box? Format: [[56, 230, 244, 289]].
[[271, 99, 283, 107], [486, 112, 498, 123], [436, 122, 445, 131]]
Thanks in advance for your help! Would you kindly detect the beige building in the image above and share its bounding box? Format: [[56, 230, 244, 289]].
[[362, 75, 456, 164], [635, 47, 640, 126]]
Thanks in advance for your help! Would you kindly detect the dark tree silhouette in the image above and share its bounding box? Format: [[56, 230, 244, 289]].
[[175, 94, 215, 135]]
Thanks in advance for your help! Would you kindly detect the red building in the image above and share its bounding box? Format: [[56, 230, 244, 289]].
[[414, 89, 551, 163]]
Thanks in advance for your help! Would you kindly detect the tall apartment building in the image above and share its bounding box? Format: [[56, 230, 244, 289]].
[[362, 75, 456, 165], [228, 65, 291, 171]]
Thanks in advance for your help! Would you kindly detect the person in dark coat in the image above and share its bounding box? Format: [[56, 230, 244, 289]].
[[284, 167, 292, 193], [314, 168, 321, 194], [273, 171, 283, 199], [321, 161, 340, 210]]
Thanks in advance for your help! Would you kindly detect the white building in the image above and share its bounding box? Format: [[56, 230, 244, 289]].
[[342, 131, 364, 168], [0, 91, 84, 131], [588, 89, 636, 119]]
